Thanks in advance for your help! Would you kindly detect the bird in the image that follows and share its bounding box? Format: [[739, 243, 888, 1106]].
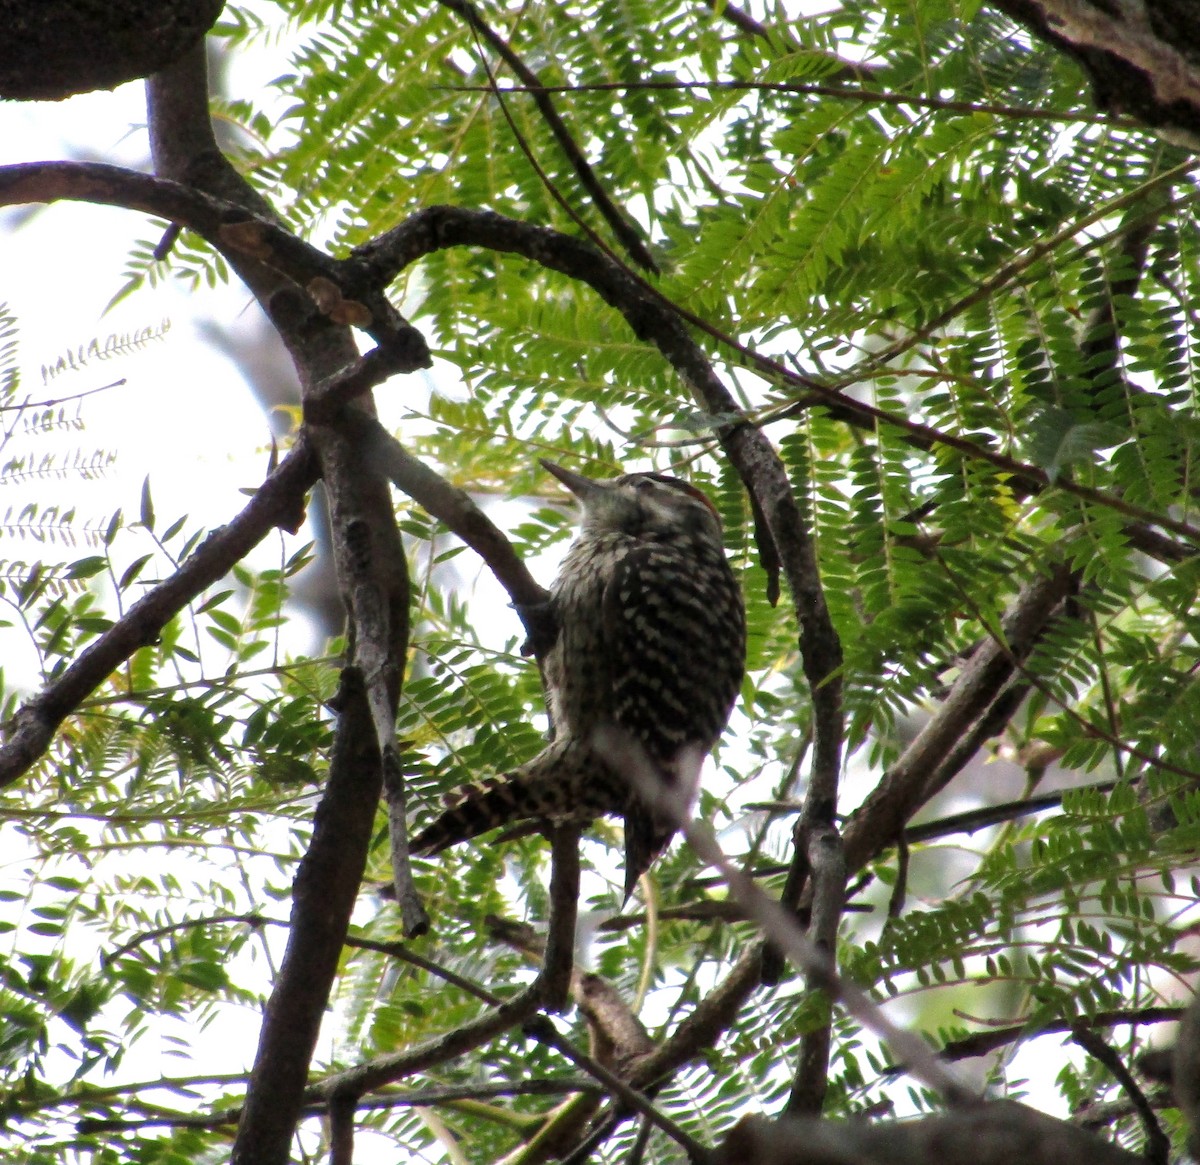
[[410, 459, 746, 898]]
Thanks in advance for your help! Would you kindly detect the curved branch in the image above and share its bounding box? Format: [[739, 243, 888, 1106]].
[[358, 203, 1200, 547], [1070, 1024, 1169, 1165], [0, 161, 430, 370], [7, 171, 1193, 548], [439, 0, 657, 272]]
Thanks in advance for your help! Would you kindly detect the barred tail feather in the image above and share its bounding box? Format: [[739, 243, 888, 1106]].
[[410, 739, 621, 855], [409, 770, 536, 855]]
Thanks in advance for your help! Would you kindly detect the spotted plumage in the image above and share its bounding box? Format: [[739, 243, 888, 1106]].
[[410, 460, 746, 897]]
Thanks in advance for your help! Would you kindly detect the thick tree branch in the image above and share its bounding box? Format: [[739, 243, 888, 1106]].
[[142, 43, 429, 1163], [361, 203, 1200, 546], [783, 823, 845, 1115], [704, 0, 770, 40], [0, 162, 429, 371], [631, 939, 765, 1090], [335, 503, 426, 936], [232, 666, 383, 1165], [715, 1102, 1143, 1165], [990, 0, 1200, 143]]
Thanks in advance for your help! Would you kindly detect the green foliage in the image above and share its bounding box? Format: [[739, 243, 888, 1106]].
[[7, 0, 1200, 1160]]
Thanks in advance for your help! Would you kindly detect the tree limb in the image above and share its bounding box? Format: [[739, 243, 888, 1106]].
[[143, 42, 429, 1161], [439, 0, 657, 272], [842, 563, 1075, 874], [0, 439, 318, 789], [232, 667, 384, 1165], [990, 0, 1200, 144], [715, 1102, 1143, 1165]]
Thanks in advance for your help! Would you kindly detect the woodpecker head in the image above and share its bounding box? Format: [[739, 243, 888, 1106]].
[[541, 459, 723, 544]]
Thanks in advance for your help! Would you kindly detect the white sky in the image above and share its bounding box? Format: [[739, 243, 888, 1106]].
[[2, 88, 284, 525]]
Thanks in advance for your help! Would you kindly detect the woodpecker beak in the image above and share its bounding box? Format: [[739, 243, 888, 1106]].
[[540, 459, 606, 502]]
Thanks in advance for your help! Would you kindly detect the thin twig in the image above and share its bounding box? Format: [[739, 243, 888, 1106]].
[[938, 1006, 1181, 1062], [75, 1079, 594, 1133], [447, 79, 1115, 123], [1071, 1024, 1169, 1165], [101, 912, 265, 968]]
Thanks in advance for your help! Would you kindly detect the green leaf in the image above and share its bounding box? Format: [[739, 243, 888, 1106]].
[[1022, 407, 1129, 482]]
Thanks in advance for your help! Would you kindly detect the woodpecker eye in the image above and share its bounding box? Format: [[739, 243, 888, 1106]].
[[619, 473, 722, 525]]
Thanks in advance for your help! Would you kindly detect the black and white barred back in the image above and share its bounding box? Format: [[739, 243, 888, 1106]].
[[411, 461, 746, 897]]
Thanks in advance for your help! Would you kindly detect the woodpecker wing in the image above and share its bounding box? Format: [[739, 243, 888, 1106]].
[[601, 539, 744, 896], [602, 541, 744, 762]]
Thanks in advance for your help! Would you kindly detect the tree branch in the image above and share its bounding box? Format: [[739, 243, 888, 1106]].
[[783, 823, 845, 1114], [142, 42, 429, 1163], [0, 161, 430, 373], [232, 667, 384, 1165], [0, 439, 318, 789], [715, 1102, 1143, 1165], [990, 0, 1200, 143], [842, 563, 1075, 874], [939, 1006, 1182, 1062], [6, 172, 1195, 554], [335, 411, 554, 648], [439, 0, 658, 272], [75, 1079, 593, 1134], [1070, 1024, 1169, 1165]]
